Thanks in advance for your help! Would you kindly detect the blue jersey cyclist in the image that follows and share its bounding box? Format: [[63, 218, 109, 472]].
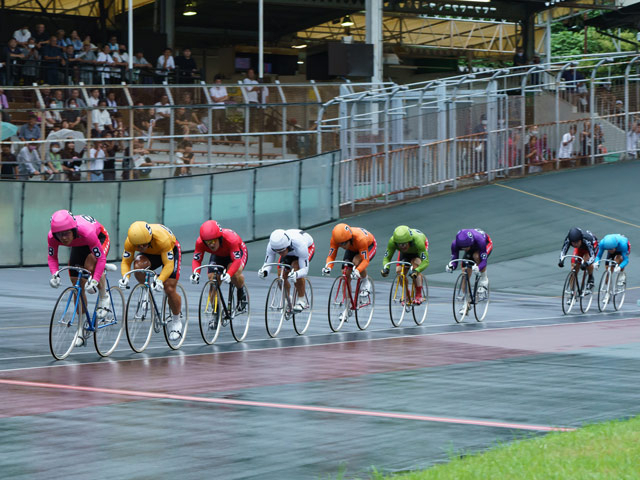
[[446, 228, 493, 293], [558, 227, 598, 290], [595, 234, 630, 276]]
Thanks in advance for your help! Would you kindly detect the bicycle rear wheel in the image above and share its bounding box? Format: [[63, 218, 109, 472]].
[[411, 274, 429, 326], [328, 276, 348, 332], [265, 278, 285, 338], [163, 283, 189, 350], [49, 287, 82, 360], [613, 272, 626, 310], [562, 271, 578, 314], [579, 271, 593, 313], [473, 279, 490, 322], [94, 286, 125, 357], [199, 280, 222, 345], [125, 283, 155, 353], [355, 277, 375, 330], [230, 285, 250, 342], [389, 275, 408, 327], [597, 270, 611, 312], [293, 278, 313, 335], [452, 273, 469, 323]]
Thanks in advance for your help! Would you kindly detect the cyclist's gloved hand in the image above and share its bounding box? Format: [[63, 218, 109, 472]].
[[190, 272, 200, 284], [289, 271, 298, 282], [85, 277, 99, 294], [381, 267, 389, 278], [49, 274, 61, 289], [118, 276, 129, 289], [472, 265, 480, 275], [351, 269, 361, 280], [614, 264, 622, 273], [580, 262, 587, 271], [153, 278, 164, 292], [258, 268, 268, 279], [408, 269, 419, 279], [445, 265, 454, 273], [594, 262, 600, 270], [220, 273, 231, 284], [558, 260, 564, 268], [321, 267, 331, 276]]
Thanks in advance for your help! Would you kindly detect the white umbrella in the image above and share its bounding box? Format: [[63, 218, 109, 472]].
[[46, 129, 86, 153]]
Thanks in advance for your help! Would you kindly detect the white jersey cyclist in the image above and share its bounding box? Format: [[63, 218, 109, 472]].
[[260, 229, 315, 279]]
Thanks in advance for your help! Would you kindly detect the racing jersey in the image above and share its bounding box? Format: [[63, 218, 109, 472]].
[[325, 227, 376, 273], [48, 214, 109, 280], [121, 223, 177, 282], [382, 228, 429, 273], [595, 234, 630, 269], [263, 229, 314, 278], [450, 228, 492, 271], [559, 229, 598, 264], [192, 228, 246, 277]]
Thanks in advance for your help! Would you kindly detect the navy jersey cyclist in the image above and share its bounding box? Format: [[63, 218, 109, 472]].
[[558, 227, 598, 290]]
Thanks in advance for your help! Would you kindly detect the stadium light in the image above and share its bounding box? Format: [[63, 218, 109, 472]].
[[183, 1, 197, 16], [341, 15, 354, 27]]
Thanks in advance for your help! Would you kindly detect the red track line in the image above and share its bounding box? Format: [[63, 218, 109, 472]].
[[0, 378, 574, 432]]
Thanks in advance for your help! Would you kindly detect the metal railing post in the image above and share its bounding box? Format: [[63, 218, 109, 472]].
[[555, 61, 579, 169], [624, 56, 640, 134], [589, 58, 613, 165]]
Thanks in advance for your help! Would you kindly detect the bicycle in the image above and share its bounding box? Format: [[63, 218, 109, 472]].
[[384, 261, 428, 327], [325, 260, 375, 332], [195, 264, 251, 344], [122, 269, 189, 352], [560, 254, 594, 314], [597, 259, 627, 312], [263, 262, 313, 337], [447, 259, 490, 323], [49, 264, 124, 360]]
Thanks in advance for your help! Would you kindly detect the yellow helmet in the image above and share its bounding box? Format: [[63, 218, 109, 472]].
[[128, 221, 153, 246]]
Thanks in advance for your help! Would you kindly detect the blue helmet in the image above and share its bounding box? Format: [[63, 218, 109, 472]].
[[456, 230, 474, 248]]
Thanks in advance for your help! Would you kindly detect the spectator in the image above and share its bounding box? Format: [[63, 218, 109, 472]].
[[55, 29, 70, 49], [594, 123, 606, 156], [525, 134, 543, 173], [175, 140, 194, 176], [0, 88, 10, 122], [558, 124, 577, 166], [108, 36, 119, 53], [132, 51, 152, 83], [22, 38, 40, 86], [88, 141, 106, 181], [44, 100, 62, 131], [61, 140, 82, 181], [13, 25, 31, 48], [242, 67, 261, 103], [154, 94, 171, 132], [88, 88, 101, 107], [18, 114, 42, 141], [77, 43, 98, 84], [63, 44, 79, 83], [44, 141, 63, 179], [174, 106, 199, 137], [17, 142, 43, 179], [155, 48, 175, 81], [1, 142, 18, 179], [580, 121, 591, 159], [52, 89, 64, 108], [33, 24, 49, 48], [133, 101, 154, 136], [91, 99, 113, 136], [101, 131, 120, 180], [82, 35, 98, 51], [210, 74, 228, 133], [513, 47, 528, 67], [614, 100, 625, 127], [175, 47, 198, 83], [69, 30, 83, 53], [132, 138, 154, 178], [67, 88, 87, 108], [41, 35, 64, 85], [4, 38, 25, 85], [96, 44, 115, 84], [106, 91, 118, 114], [62, 99, 83, 130]]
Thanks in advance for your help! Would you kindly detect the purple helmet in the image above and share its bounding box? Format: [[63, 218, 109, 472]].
[[456, 229, 474, 248]]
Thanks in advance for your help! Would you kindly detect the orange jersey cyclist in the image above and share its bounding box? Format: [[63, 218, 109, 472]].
[[190, 220, 248, 311], [120, 221, 184, 341], [323, 223, 376, 294]]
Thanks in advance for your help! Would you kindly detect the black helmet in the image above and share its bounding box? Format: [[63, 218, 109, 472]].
[[568, 227, 582, 243]]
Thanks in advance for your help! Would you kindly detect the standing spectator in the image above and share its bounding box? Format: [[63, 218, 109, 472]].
[[525, 134, 543, 173], [33, 24, 49, 48], [175, 140, 194, 176], [154, 94, 171, 133], [55, 29, 70, 49], [4, 38, 25, 85], [614, 100, 625, 128], [108, 36, 119, 53], [69, 30, 83, 53], [41, 35, 64, 85], [175, 47, 198, 83], [13, 25, 31, 48], [132, 51, 152, 83], [89, 140, 107, 181], [102, 131, 120, 180], [22, 38, 40, 86], [91, 99, 113, 136], [242, 67, 264, 131], [1, 142, 18, 179], [155, 48, 175, 81], [580, 121, 591, 160], [594, 123, 606, 156], [513, 47, 528, 67], [63, 44, 79, 84], [17, 143, 43, 179], [61, 140, 82, 180], [77, 42, 98, 84], [18, 114, 42, 141], [44, 141, 63, 179], [88, 88, 101, 107], [82, 35, 98, 51], [96, 44, 115, 84], [62, 99, 83, 130], [210, 74, 228, 133], [558, 124, 577, 166], [0, 88, 10, 122]]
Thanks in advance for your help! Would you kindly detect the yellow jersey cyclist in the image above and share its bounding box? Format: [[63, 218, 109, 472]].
[[119, 221, 184, 341], [380, 225, 429, 305]]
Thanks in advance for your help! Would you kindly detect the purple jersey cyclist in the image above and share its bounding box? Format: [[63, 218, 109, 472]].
[[446, 228, 493, 290]]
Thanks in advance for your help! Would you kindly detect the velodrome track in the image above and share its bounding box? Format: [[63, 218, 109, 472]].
[[1, 161, 640, 479]]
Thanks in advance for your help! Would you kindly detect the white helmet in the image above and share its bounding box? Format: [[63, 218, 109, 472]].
[[270, 229, 291, 251]]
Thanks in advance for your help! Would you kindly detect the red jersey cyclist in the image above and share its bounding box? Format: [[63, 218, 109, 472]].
[[323, 223, 376, 295], [190, 220, 248, 312], [119, 221, 184, 341], [47, 210, 111, 318]]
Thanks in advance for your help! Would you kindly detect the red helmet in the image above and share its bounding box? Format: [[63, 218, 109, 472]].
[[200, 220, 222, 241], [51, 210, 77, 233]]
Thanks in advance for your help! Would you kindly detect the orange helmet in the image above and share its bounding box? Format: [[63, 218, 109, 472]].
[[332, 223, 353, 244]]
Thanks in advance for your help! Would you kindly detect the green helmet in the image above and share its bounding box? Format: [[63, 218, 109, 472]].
[[393, 225, 412, 244]]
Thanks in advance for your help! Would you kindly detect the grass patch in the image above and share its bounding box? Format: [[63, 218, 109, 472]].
[[378, 416, 640, 480]]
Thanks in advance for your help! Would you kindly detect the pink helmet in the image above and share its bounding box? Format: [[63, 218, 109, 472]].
[[50, 210, 77, 233], [200, 220, 222, 241]]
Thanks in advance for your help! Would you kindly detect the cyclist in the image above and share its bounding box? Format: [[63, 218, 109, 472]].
[[323, 223, 376, 295], [595, 234, 630, 282], [47, 210, 111, 318], [189, 220, 248, 312], [558, 227, 598, 290], [119, 221, 183, 341], [380, 225, 429, 304], [258, 229, 315, 312]]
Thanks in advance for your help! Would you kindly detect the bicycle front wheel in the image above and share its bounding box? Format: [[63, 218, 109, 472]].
[[453, 273, 469, 323], [562, 271, 578, 314], [389, 275, 408, 327], [49, 287, 82, 360], [265, 278, 285, 338], [328, 276, 348, 332], [94, 286, 125, 357], [411, 274, 429, 325], [613, 271, 626, 310], [125, 283, 155, 353], [199, 280, 222, 345], [473, 279, 490, 322], [597, 270, 611, 312], [293, 278, 313, 335], [579, 271, 593, 313], [163, 283, 189, 350], [355, 278, 375, 330], [230, 285, 250, 342]]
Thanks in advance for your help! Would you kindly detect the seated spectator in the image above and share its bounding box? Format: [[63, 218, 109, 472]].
[[77, 42, 98, 84], [1, 142, 18, 179], [18, 114, 42, 141], [62, 99, 83, 130], [41, 87, 52, 106], [22, 38, 40, 86], [96, 44, 115, 84], [44, 100, 62, 132], [155, 48, 175, 81], [66, 88, 87, 108], [44, 141, 63, 179], [61, 140, 83, 181], [88, 88, 101, 107], [52, 89, 64, 108], [175, 140, 194, 176], [88, 140, 105, 181], [41, 36, 64, 85], [4, 38, 25, 86], [174, 106, 200, 137], [13, 25, 31, 48], [69, 30, 83, 53], [106, 91, 118, 114], [17, 142, 43, 180], [132, 51, 152, 83], [132, 138, 155, 178], [33, 24, 49, 49], [154, 94, 171, 133], [133, 101, 154, 136], [91, 99, 113, 137], [210, 74, 229, 132], [175, 47, 198, 83]]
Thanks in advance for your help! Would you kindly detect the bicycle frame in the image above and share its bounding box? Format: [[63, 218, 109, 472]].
[[447, 259, 478, 304], [560, 254, 590, 297], [384, 261, 414, 303], [325, 260, 360, 311], [194, 264, 234, 320], [123, 268, 163, 322], [262, 262, 296, 313]]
